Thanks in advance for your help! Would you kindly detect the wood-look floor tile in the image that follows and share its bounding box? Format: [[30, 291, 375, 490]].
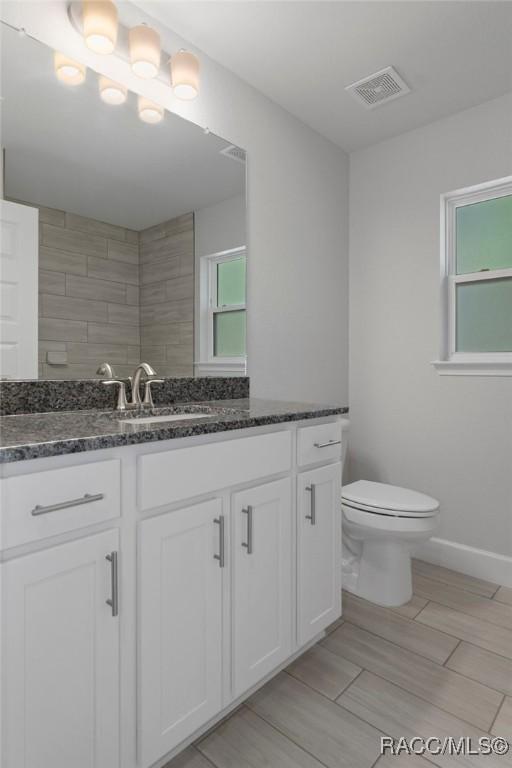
[[338, 671, 510, 768], [391, 593, 429, 620], [446, 642, 512, 697], [326, 616, 344, 635], [323, 622, 502, 730], [198, 706, 325, 768], [494, 587, 512, 606], [414, 574, 512, 630], [412, 560, 498, 598], [376, 755, 433, 768], [247, 672, 382, 768], [342, 593, 458, 663], [416, 602, 512, 660], [492, 697, 512, 737], [164, 746, 213, 768], [286, 644, 361, 700]]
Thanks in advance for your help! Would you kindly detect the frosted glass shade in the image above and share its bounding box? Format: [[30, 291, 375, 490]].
[[171, 50, 200, 100], [82, 0, 118, 55], [99, 76, 127, 105], [129, 25, 160, 79], [138, 96, 164, 124], [54, 52, 86, 85]]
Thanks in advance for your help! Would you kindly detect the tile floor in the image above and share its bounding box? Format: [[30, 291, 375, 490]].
[[166, 560, 512, 768]]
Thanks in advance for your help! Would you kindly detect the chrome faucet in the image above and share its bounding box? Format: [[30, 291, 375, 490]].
[[100, 362, 163, 411], [130, 362, 163, 408]]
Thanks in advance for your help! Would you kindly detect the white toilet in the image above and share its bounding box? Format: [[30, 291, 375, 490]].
[[339, 420, 439, 607]]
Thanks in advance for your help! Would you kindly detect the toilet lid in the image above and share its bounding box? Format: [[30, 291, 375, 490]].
[[342, 480, 439, 515]]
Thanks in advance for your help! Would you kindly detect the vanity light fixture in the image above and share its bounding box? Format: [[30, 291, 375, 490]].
[[137, 95, 164, 124], [82, 0, 118, 55], [99, 75, 127, 104], [129, 24, 160, 79], [54, 51, 86, 85], [170, 49, 200, 100]]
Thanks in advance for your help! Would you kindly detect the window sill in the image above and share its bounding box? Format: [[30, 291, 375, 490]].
[[431, 360, 512, 376], [194, 360, 247, 377]]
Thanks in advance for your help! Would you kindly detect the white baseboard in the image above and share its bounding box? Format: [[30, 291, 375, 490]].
[[416, 537, 512, 589]]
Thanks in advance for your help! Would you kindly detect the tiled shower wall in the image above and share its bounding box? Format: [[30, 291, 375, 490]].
[[140, 213, 194, 377], [17, 201, 194, 379]]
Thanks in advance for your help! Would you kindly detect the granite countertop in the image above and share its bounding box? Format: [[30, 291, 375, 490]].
[[0, 398, 348, 464]]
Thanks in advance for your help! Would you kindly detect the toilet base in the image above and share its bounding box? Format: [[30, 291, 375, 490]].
[[342, 538, 413, 607]]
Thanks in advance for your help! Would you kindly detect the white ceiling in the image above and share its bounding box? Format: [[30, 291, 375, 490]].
[[139, 1, 512, 152], [1, 24, 245, 230]]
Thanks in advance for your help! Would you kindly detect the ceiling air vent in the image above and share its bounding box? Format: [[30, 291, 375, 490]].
[[345, 66, 410, 109], [220, 144, 246, 164]]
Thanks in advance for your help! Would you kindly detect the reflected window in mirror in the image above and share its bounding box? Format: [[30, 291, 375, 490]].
[[209, 248, 246, 360]]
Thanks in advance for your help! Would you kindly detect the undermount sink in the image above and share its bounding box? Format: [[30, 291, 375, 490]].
[[120, 412, 216, 426]]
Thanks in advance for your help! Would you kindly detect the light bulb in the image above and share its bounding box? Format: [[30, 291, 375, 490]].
[[82, 0, 118, 55], [54, 52, 86, 85], [171, 50, 199, 100], [99, 76, 127, 105], [129, 25, 160, 79], [138, 96, 164, 124]]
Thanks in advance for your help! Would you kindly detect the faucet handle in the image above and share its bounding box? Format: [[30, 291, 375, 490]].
[[102, 379, 129, 411], [97, 362, 116, 378], [142, 378, 164, 409]]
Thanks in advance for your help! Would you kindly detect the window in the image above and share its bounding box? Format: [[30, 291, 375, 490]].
[[199, 247, 246, 373], [435, 176, 512, 375]]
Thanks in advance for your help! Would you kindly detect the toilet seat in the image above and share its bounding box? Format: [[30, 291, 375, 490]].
[[342, 502, 438, 533], [342, 480, 439, 519]]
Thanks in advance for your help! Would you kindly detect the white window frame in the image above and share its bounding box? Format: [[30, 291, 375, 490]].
[[196, 247, 247, 376], [433, 175, 512, 376]]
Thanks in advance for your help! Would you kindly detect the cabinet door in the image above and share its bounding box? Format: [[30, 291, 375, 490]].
[[1, 529, 120, 768], [139, 498, 224, 767], [232, 478, 292, 697], [297, 463, 341, 646]]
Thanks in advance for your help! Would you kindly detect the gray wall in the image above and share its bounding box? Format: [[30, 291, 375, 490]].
[[349, 93, 512, 566]]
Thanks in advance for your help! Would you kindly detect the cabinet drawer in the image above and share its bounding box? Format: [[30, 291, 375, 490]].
[[138, 430, 292, 511], [0, 459, 120, 550], [297, 421, 342, 467]]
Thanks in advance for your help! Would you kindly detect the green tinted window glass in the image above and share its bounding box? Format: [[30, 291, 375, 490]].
[[214, 310, 246, 357], [456, 278, 512, 352], [217, 257, 246, 307], [456, 195, 512, 274]]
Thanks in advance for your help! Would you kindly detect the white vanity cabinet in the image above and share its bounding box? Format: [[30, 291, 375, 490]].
[[297, 462, 342, 646], [138, 498, 225, 768], [232, 477, 293, 697], [1, 529, 120, 768], [0, 417, 342, 768]]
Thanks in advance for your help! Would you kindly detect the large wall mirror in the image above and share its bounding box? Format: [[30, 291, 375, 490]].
[[0, 23, 247, 380]]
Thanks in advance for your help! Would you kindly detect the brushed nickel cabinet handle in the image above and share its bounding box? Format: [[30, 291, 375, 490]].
[[106, 551, 119, 617], [31, 493, 104, 516], [314, 440, 341, 448], [305, 484, 316, 525], [242, 505, 253, 554], [214, 516, 225, 568]]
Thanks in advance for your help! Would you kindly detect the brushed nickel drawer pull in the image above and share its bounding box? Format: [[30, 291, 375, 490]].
[[106, 551, 119, 617], [305, 484, 316, 525], [214, 516, 225, 568], [314, 440, 341, 449], [31, 493, 104, 516], [242, 505, 254, 554]]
